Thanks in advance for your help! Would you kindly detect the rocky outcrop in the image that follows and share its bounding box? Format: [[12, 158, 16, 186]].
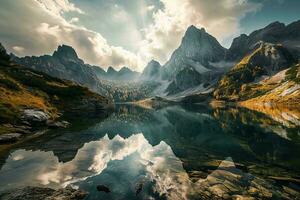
[[0, 186, 87, 200]]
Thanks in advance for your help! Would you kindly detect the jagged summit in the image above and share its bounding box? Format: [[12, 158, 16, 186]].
[[162, 25, 226, 79], [53, 44, 82, 63], [119, 66, 132, 73], [107, 66, 117, 74]]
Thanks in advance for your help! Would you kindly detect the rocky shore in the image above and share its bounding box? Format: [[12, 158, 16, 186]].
[[0, 186, 87, 200]]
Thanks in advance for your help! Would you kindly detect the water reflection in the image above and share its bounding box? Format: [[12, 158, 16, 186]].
[[0, 105, 300, 199]]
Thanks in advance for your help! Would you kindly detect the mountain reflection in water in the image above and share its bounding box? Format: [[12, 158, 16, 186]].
[[0, 105, 299, 199]]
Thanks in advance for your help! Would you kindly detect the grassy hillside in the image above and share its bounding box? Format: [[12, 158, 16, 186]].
[[240, 63, 300, 109], [214, 43, 295, 101], [0, 54, 110, 135]]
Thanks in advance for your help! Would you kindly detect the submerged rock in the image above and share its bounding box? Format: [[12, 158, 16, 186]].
[[96, 185, 110, 193], [0, 186, 87, 200], [47, 120, 70, 128]]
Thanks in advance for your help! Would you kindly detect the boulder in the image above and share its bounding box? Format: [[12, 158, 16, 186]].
[[21, 109, 50, 125]]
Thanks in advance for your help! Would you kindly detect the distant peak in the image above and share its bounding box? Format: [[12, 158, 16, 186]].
[[265, 21, 285, 29], [149, 59, 161, 65], [119, 66, 132, 72], [107, 66, 117, 73], [53, 44, 79, 61]]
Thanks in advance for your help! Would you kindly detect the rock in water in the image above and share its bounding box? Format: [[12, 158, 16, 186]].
[[96, 185, 110, 193], [21, 109, 50, 125], [0, 133, 22, 143], [135, 182, 144, 196]]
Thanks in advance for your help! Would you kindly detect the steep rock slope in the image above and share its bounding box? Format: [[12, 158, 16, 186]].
[[161, 26, 228, 95], [162, 25, 227, 79]]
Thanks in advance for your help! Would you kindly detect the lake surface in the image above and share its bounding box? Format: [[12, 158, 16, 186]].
[[0, 104, 300, 199]]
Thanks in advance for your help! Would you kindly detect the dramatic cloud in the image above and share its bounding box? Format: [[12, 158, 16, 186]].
[[0, 0, 144, 71], [139, 0, 262, 64], [0, 0, 263, 70]]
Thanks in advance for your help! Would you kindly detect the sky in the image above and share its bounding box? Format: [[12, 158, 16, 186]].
[[0, 0, 299, 71]]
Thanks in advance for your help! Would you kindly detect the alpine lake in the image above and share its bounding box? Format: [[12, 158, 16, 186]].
[[0, 104, 300, 199]]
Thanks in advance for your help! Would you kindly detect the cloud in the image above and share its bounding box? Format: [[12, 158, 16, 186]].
[[0, 0, 144, 71], [12, 46, 25, 53], [69, 17, 79, 23], [139, 0, 262, 64], [147, 5, 155, 11], [0, 0, 262, 70], [35, 0, 84, 15]]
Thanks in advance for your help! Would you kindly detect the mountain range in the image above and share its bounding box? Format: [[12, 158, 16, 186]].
[[0, 44, 111, 140], [6, 20, 300, 106]]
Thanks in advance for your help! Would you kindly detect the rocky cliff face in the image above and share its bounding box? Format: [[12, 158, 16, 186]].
[[162, 25, 227, 80], [226, 20, 300, 62], [160, 26, 229, 96]]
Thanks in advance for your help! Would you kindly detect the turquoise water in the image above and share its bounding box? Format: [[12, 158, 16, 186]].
[[0, 105, 300, 199]]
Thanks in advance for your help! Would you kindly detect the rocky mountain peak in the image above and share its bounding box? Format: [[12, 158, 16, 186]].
[[0, 42, 10, 61], [53, 44, 81, 63], [107, 66, 117, 74], [0, 43, 5, 53], [141, 60, 161, 80], [162, 25, 226, 79], [119, 66, 132, 73]]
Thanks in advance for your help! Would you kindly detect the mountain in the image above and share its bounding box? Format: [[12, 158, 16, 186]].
[[158, 25, 229, 96], [0, 44, 111, 139], [214, 42, 296, 100], [0, 43, 10, 61], [12, 45, 108, 95], [100, 66, 140, 81], [162, 25, 227, 79], [227, 20, 300, 62], [141, 60, 161, 81]]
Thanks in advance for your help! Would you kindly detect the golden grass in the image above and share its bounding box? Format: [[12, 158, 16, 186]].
[[0, 86, 57, 117]]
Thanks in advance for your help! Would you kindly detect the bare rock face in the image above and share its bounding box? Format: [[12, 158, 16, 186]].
[[162, 25, 227, 79], [0, 186, 87, 200]]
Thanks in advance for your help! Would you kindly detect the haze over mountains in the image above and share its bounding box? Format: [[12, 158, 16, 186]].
[[7, 20, 300, 104]]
